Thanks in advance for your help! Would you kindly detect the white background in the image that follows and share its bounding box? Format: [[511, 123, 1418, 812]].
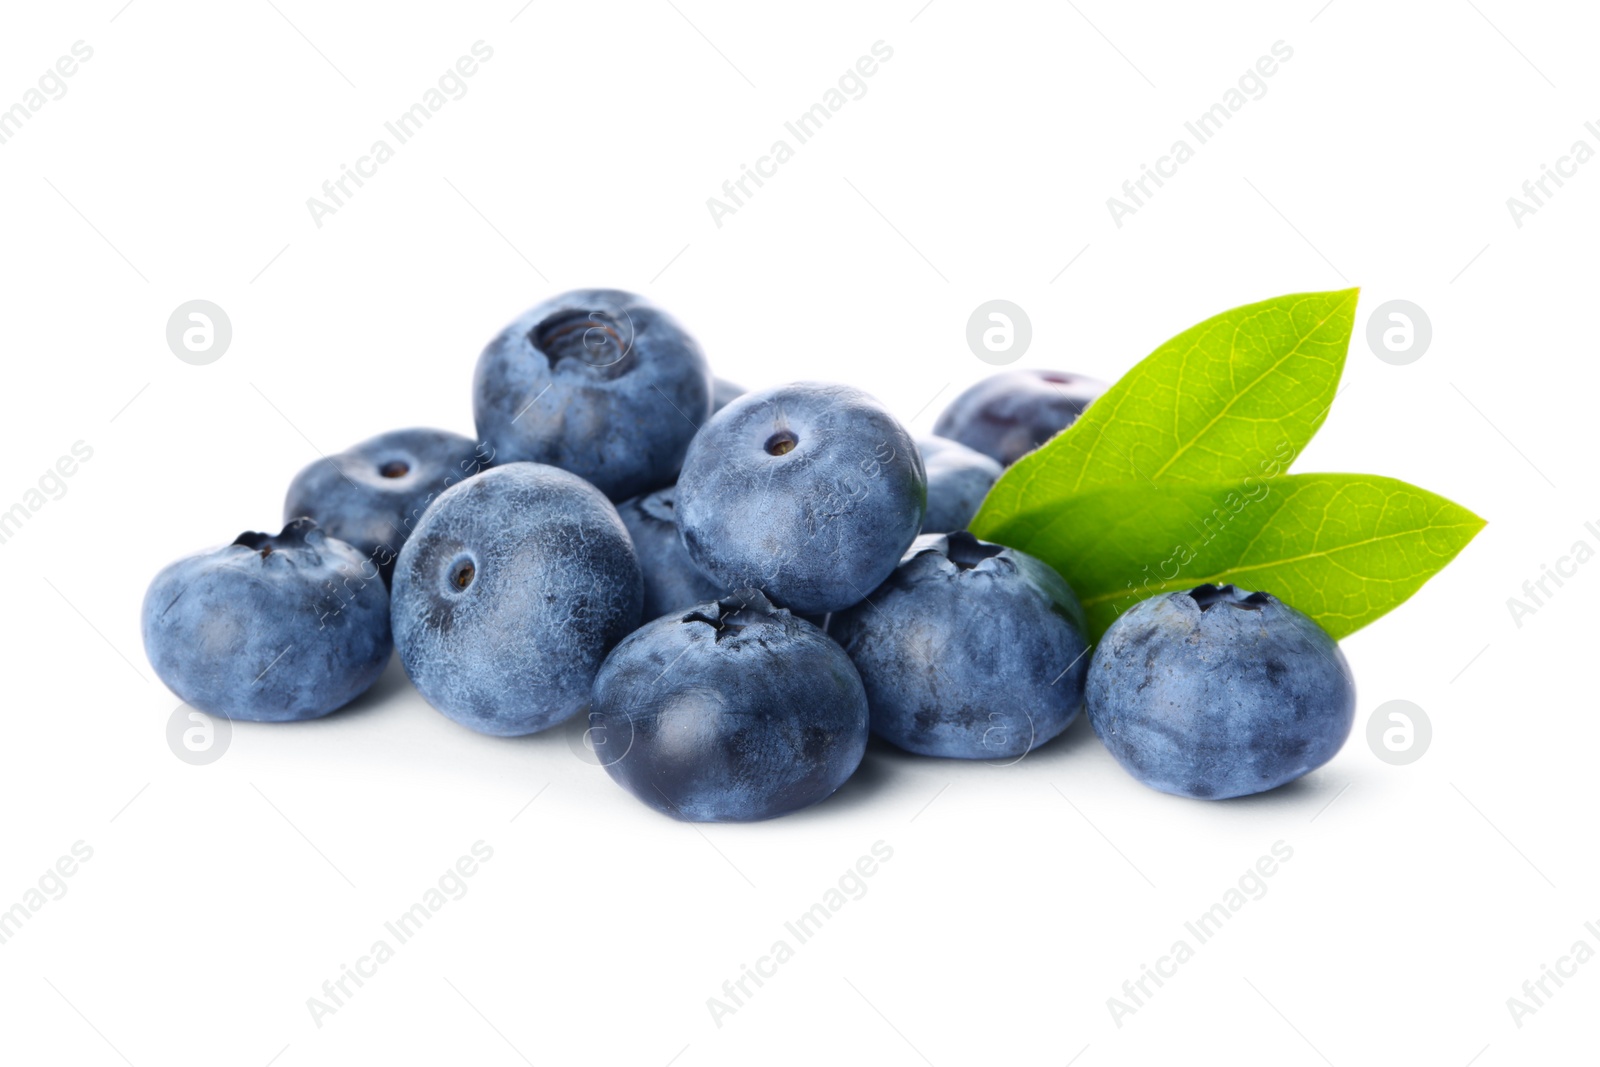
[[0, 1, 1593, 1064]]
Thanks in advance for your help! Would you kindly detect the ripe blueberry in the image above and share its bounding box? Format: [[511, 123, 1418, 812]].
[[472, 289, 712, 501], [675, 381, 926, 614], [142, 518, 391, 722], [832, 533, 1088, 758], [1085, 584, 1356, 799], [590, 590, 869, 821], [391, 463, 642, 736], [934, 369, 1104, 466], [917, 435, 1002, 534], [283, 427, 487, 583], [615, 485, 724, 620]]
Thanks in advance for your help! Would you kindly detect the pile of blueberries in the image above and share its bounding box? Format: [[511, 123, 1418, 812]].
[[142, 289, 1356, 821]]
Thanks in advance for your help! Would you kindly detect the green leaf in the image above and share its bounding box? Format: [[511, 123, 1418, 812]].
[[972, 288, 1360, 544], [992, 473, 1485, 641]]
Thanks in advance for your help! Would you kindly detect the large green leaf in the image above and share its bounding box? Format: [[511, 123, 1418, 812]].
[[992, 473, 1485, 641], [973, 288, 1359, 544]]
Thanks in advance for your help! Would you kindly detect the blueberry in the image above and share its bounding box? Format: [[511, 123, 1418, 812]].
[[917, 436, 1002, 534], [283, 427, 488, 583], [472, 289, 712, 501], [590, 589, 869, 821], [675, 382, 926, 614], [391, 462, 642, 737], [615, 485, 724, 621], [832, 533, 1088, 759], [712, 377, 745, 412], [141, 518, 391, 722], [1085, 584, 1356, 799], [933, 369, 1104, 466]]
